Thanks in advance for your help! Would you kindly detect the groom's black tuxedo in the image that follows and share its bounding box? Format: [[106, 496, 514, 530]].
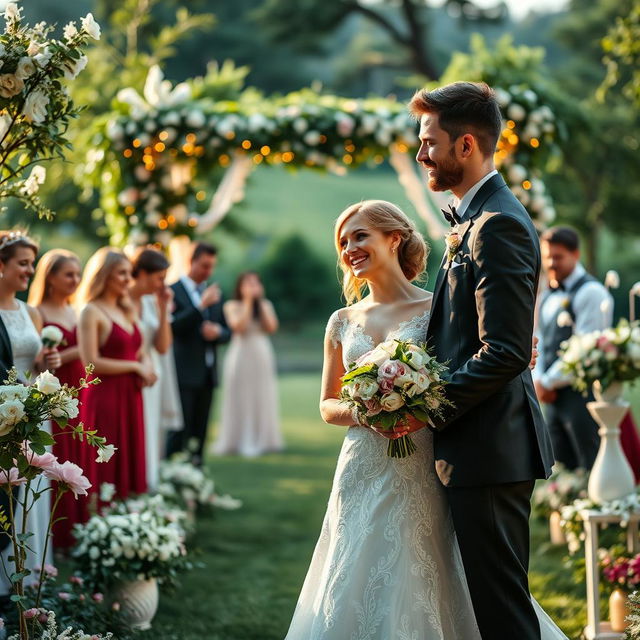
[[427, 172, 554, 486], [427, 173, 554, 640]]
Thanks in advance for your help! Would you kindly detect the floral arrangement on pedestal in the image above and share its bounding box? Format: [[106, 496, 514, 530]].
[[532, 464, 589, 519], [559, 320, 640, 394], [0, 366, 113, 640], [157, 454, 242, 515], [0, 3, 100, 219], [600, 546, 640, 594], [560, 492, 640, 554], [72, 509, 188, 590]]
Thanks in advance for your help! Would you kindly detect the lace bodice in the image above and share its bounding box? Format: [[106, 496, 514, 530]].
[[325, 307, 431, 368], [0, 300, 41, 381]]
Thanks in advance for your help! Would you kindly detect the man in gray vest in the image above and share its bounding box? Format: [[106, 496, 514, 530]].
[[534, 226, 613, 470]]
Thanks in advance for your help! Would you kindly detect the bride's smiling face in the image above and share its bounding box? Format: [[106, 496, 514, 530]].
[[338, 211, 398, 280]]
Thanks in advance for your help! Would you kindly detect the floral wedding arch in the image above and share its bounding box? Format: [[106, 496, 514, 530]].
[[82, 66, 562, 257]]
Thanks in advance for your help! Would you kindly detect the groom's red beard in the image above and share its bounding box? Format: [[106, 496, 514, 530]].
[[424, 147, 464, 192]]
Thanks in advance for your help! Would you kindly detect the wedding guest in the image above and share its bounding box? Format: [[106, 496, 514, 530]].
[[76, 247, 155, 500], [534, 227, 612, 470], [129, 248, 183, 490], [0, 231, 60, 593], [167, 242, 230, 465], [214, 272, 282, 457], [29, 249, 87, 548]]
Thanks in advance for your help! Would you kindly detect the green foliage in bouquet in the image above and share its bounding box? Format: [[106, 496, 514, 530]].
[[0, 3, 100, 220]]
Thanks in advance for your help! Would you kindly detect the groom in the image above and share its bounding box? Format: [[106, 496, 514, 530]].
[[410, 82, 554, 639]]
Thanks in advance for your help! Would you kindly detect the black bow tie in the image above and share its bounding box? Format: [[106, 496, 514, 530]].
[[441, 204, 460, 227]]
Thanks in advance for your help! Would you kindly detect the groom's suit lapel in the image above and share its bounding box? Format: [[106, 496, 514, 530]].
[[431, 173, 509, 309]]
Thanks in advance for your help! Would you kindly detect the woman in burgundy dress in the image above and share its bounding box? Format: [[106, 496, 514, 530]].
[[76, 248, 156, 500], [29, 249, 86, 547]]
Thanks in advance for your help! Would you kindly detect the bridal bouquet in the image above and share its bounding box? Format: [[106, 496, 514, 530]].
[[559, 319, 640, 393], [340, 339, 450, 458]]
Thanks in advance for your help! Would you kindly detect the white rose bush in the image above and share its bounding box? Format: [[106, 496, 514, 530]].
[[0, 366, 115, 640], [340, 340, 451, 458], [559, 319, 640, 393], [0, 3, 100, 220]]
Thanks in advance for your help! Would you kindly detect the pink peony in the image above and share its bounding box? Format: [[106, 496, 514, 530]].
[[23, 609, 39, 619], [378, 377, 394, 394], [23, 448, 58, 472], [44, 461, 91, 498], [0, 468, 27, 486]]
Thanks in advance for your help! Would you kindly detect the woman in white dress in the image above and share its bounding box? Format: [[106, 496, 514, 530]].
[[0, 231, 60, 594], [214, 272, 282, 457], [129, 248, 181, 490], [285, 202, 568, 639]]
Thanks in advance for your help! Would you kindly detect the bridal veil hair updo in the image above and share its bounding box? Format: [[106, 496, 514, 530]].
[[335, 200, 428, 305]]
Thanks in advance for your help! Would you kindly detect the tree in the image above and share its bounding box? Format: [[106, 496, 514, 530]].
[[253, 0, 508, 81]]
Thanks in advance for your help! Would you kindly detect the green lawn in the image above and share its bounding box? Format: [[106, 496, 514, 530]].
[[131, 373, 640, 640]]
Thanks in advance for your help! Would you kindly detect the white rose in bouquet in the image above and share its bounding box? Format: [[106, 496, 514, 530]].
[[15, 57, 36, 80], [4, 3, 19, 21], [0, 398, 25, 434], [23, 87, 50, 123], [63, 54, 88, 80], [405, 346, 427, 370], [81, 13, 101, 40], [0, 73, 24, 98], [63, 22, 78, 42], [35, 370, 61, 395], [628, 342, 640, 366], [353, 378, 379, 401], [380, 392, 404, 412], [51, 396, 79, 419], [0, 385, 29, 402]]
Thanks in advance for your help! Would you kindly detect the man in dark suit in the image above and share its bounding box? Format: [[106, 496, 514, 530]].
[[409, 82, 554, 639], [167, 242, 230, 465]]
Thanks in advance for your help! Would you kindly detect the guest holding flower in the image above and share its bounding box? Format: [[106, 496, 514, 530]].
[[28, 248, 89, 548], [76, 248, 154, 500]]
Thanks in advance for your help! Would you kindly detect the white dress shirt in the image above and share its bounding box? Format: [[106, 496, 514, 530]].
[[453, 169, 499, 221], [180, 276, 215, 367], [533, 263, 613, 389]]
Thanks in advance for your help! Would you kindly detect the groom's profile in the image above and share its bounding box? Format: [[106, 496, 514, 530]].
[[410, 82, 555, 639]]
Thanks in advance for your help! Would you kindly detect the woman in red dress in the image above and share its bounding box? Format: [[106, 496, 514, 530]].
[[76, 248, 156, 499], [29, 249, 86, 548]]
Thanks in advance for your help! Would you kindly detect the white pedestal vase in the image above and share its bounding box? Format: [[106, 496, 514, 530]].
[[587, 381, 635, 503], [111, 577, 159, 631]]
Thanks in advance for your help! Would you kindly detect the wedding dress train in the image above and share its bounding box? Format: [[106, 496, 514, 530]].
[[285, 309, 568, 640]]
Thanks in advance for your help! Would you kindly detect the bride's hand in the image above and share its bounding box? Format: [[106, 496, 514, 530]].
[[369, 414, 425, 440]]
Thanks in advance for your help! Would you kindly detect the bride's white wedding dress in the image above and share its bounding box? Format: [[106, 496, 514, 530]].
[[285, 308, 568, 640]]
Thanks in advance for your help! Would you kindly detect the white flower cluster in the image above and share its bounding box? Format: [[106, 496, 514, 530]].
[[158, 457, 215, 508], [104, 492, 189, 532], [0, 370, 80, 436], [560, 321, 640, 392], [494, 86, 558, 225], [73, 509, 186, 579], [560, 491, 640, 554]]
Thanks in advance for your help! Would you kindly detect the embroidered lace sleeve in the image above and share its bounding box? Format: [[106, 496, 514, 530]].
[[325, 310, 346, 349]]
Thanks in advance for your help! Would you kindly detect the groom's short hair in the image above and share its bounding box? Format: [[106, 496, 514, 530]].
[[409, 82, 502, 157], [541, 227, 580, 252]]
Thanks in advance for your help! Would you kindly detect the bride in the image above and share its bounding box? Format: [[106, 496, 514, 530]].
[[284, 200, 567, 639]]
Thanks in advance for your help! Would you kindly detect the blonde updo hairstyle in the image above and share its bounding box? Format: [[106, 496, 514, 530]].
[[334, 200, 429, 305]]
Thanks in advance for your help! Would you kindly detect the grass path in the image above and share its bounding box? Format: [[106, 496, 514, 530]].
[[140, 373, 639, 639]]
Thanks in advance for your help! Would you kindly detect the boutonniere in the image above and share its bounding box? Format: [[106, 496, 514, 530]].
[[561, 297, 571, 309], [445, 230, 461, 263]]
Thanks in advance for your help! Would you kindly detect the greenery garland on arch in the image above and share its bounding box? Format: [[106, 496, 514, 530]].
[[81, 62, 565, 247]]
